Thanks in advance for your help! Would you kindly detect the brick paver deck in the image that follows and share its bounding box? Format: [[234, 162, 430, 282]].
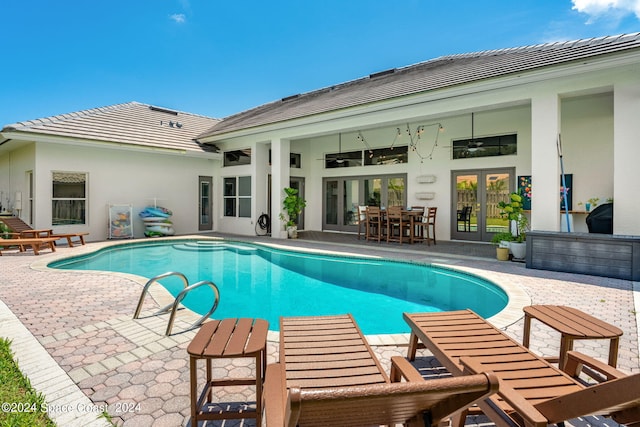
[[1, 233, 638, 426]]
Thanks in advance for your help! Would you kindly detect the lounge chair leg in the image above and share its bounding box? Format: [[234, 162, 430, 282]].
[[407, 332, 419, 361], [451, 409, 468, 427], [423, 411, 433, 427]]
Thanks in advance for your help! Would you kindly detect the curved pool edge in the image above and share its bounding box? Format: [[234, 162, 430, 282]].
[[32, 235, 531, 344]]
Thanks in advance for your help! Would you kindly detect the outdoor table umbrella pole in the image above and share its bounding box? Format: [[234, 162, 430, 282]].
[[557, 134, 571, 232]]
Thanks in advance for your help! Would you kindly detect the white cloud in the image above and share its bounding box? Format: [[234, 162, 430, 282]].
[[169, 13, 186, 24], [572, 0, 640, 22]]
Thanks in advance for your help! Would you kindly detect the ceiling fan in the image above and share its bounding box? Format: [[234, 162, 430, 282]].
[[466, 112, 485, 153], [324, 133, 346, 166]]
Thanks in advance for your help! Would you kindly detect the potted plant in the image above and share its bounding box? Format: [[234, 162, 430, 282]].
[[497, 191, 528, 260], [491, 232, 513, 261], [0, 222, 11, 239], [279, 187, 306, 238], [579, 197, 600, 212]]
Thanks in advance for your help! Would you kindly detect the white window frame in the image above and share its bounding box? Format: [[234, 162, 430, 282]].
[[223, 176, 251, 218], [52, 171, 88, 226]]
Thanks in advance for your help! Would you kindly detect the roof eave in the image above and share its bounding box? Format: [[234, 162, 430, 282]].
[[1, 129, 221, 158]]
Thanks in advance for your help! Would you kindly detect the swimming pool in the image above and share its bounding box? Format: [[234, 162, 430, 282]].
[[49, 239, 508, 334]]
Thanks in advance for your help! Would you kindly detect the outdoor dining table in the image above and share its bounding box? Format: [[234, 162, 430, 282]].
[[365, 207, 424, 243]]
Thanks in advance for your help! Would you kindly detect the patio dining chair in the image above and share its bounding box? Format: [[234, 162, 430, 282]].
[[365, 206, 384, 242], [356, 205, 368, 240], [413, 207, 437, 245], [425, 207, 437, 245], [456, 206, 472, 232], [387, 206, 410, 244]]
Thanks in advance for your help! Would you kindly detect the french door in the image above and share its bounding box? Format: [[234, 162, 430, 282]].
[[451, 168, 514, 242], [323, 174, 406, 232]]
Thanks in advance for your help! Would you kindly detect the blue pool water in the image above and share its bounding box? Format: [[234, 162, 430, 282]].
[[49, 240, 508, 334]]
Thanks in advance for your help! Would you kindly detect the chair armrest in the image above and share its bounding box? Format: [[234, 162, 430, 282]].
[[563, 350, 627, 382], [460, 356, 549, 427], [494, 380, 550, 427], [390, 356, 425, 382], [264, 363, 286, 427]]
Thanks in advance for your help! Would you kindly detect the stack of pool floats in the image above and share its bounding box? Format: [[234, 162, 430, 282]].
[[139, 206, 175, 237]]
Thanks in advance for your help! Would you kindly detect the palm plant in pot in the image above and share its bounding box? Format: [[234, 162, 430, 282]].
[[497, 191, 528, 260], [279, 187, 306, 238]]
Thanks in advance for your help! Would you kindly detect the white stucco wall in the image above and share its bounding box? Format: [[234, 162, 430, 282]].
[[29, 143, 217, 240], [0, 144, 35, 216]]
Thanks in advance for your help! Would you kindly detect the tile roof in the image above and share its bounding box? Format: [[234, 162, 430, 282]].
[[2, 102, 220, 154], [198, 33, 640, 139]]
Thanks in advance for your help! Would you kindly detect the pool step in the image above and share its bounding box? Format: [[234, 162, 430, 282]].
[[172, 241, 257, 253]]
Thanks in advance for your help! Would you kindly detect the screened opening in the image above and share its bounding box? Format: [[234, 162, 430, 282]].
[[224, 149, 252, 166], [452, 134, 517, 159]]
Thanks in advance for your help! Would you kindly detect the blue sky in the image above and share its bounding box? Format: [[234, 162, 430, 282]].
[[1, 0, 639, 125]]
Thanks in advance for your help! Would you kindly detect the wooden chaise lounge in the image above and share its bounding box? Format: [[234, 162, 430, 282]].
[[403, 309, 640, 427], [0, 217, 88, 247], [0, 237, 58, 255], [265, 314, 499, 426]]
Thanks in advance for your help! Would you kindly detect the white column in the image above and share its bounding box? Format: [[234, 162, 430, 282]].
[[613, 80, 640, 235], [270, 138, 290, 238], [530, 94, 561, 231], [253, 141, 269, 227]]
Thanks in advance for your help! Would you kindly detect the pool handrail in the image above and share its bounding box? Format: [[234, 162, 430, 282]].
[[165, 280, 220, 335], [133, 271, 189, 319]]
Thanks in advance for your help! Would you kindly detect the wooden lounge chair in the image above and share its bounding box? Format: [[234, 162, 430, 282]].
[[0, 217, 88, 247], [0, 237, 58, 255], [265, 314, 499, 426], [403, 309, 640, 427]]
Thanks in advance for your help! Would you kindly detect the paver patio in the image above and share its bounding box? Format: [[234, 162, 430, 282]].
[[0, 233, 638, 426]]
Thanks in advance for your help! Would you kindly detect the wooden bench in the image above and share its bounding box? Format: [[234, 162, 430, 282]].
[[0, 237, 58, 255]]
